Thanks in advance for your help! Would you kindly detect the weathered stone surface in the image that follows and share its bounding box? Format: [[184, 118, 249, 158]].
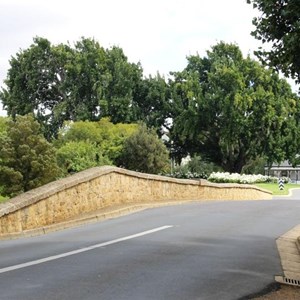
[[0, 166, 272, 236]]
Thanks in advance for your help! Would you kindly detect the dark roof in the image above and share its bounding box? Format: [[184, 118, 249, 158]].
[[265, 160, 300, 170]]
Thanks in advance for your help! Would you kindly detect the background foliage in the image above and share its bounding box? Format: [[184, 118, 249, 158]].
[[169, 42, 298, 172], [247, 0, 300, 83], [1, 19, 300, 199], [118, 124, 170, 174], [0, 114, 60, 197]]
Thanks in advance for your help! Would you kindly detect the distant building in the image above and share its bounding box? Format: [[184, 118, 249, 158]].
[[265, 160, 300, 183]]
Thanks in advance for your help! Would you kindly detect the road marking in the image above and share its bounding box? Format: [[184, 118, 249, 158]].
[[0, 225, 173, 274]]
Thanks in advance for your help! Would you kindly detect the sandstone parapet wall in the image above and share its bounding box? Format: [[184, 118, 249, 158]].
[[0, 166, 272, 237]]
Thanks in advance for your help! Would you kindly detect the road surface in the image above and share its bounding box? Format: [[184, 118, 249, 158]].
[[1, 191, 300, 300]]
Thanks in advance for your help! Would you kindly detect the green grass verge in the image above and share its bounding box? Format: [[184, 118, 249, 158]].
[[255, 183, 300, 195]]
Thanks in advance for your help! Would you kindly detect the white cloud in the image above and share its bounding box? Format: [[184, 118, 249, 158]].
[[0, 0, 295, 116]]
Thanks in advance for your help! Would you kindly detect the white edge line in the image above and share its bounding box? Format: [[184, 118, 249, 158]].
[[0, 225, 173, 274]]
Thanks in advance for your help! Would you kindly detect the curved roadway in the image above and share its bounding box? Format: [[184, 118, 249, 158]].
[[1, 190, 300, 300]]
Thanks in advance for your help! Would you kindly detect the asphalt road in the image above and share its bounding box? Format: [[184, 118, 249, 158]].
[[1, 191, 300, 300]]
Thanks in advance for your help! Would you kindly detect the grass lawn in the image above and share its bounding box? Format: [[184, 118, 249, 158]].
[[255, 183, 300, 195]]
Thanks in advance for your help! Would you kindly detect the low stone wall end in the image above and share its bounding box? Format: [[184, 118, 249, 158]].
[[0, 166, 272, 237]]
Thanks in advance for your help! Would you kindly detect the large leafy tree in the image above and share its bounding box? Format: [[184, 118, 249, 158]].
[[65, 38, 109, 122], [0, 38, 74, 140], [105, 46, 143, 123], [133, 73, 172, 133], [170, 42, 298, 173], [0, 114, 60, 197], [247, 0, 300, 83], [0, 116, 8, 136], [0, 37, 144, 140]]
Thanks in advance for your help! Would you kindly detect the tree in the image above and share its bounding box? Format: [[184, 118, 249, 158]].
[[0, 116, 8, 136], [105, 46, 144, 123], [0, 37, 75, 140], [56, 118, 138, 164], [170, 42, 299, 173], [118, 124, 170, 174], [0, 117, 8, 200], [0, 37, 144, 140], [67, 38, 110, 121], [247, 0, 300, 83], [0, 114, 60, 197], [133, 73, 172, 133], [56, 120, 102, 146], [56, 141, 111, 174], [96, 119, 138, 162]]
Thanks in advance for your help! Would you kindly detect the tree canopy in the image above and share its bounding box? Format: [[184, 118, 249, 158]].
[[118, 124, 170, 174], [0, 117, 8, 136], [170, 42, 299, 173], [0, 114, 60, 197], [56, 141, 111, 174], [0, 37, 144, 140], [1, 36, 299, 178], [247, 0, 300, 83], [133, 73, 172, 133], [54, 118, 138, 174]]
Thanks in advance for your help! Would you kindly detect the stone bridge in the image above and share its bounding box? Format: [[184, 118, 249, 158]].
[[0, 166, 272, 239]]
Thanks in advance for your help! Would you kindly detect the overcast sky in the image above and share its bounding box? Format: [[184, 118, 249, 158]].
[[0, 0, 276, 116]]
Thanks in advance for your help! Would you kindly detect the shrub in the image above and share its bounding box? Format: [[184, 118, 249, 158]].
[[169, 171, 208, 180], [118, 124, 170, 174], [57, 141, 111, 174], [165, 155, 221, 180], [208, 172, 278, 184], [0, 114, 60, 197]]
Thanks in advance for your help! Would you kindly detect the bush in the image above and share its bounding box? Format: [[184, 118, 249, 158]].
[[57, 141, 111, 174], [165, 155, 221, 180], [0, 185, 8, 203], [56, 118, 138, 164], [187, 156, 223, 175], [0, 114, 60, 197], [169, 171, 208, 180], [208, 172, 278, 184], [118, 124, 170, 174]]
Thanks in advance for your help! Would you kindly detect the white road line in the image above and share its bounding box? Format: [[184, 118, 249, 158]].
[[0, 225, 173, 274]]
